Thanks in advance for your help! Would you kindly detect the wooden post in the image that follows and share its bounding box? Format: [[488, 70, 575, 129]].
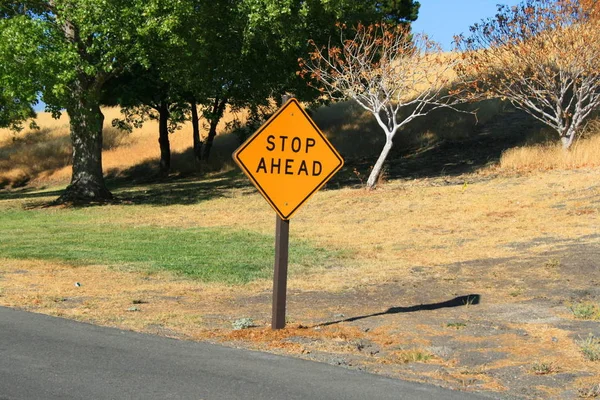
[[272, 216, 289, 329], [272, 93, 291, 330]]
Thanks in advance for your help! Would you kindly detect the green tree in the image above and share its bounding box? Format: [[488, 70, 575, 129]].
[[1, 1, 147, 202], [2, 0, 421, 198], [105, 66, 189, 174], [377, 0, 420, 24], [104, 0, 193, 173], [182, 0, 422, 161], [0, 7, 46, 131]]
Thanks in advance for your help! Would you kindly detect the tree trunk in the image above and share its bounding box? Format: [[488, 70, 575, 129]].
[[158, 103, 171, 174], [366, 138, 394, 190], [191, 101, 202, 164], [561, 127, 576, 150], [202, 119, 219, 161], [202, 97, 227, 161], [55, 15, 111, 204], [58, 93, 112, 203]]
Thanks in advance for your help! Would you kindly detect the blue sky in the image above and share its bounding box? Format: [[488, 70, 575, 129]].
[[412, 0, 521, 50]]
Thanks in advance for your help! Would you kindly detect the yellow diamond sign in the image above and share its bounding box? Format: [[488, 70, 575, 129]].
[[233, 98, 344, 220]]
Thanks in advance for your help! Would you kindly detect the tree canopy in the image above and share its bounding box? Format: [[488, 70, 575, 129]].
[[456, 0, 600, 149], [0, 14, 41, 130]]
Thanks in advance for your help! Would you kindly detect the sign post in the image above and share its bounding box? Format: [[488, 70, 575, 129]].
[[233, 97, 343, 329], [272, 95, 291, 330], [272, 215, 289, 329]]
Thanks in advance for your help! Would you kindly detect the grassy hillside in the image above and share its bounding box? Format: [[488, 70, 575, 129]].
[[0, 107, 243, 189]]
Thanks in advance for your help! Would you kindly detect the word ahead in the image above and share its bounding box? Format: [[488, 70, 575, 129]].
[[233, 98, 343, 220], [256, 136, 322, 176]]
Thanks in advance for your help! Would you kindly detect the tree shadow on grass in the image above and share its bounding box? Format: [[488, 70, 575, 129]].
[[103, 100, 547, 205], [0, 156, 254, 209], [1, 172, 254, 208], [0, 187, 64, 202], [317, 294, 481, 327], [107, 167, 255, 207], [96, 132, 256, 206]]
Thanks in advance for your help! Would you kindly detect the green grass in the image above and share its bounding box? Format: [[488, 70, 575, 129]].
[[395, 349, 433, 363], [0, 209, 339, 284], [570, 301, 600, 320], [530, 361, 559, 375], [577, 334, 600, 362]]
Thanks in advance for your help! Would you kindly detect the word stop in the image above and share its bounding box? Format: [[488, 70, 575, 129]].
[[255, 134, 322, 176]]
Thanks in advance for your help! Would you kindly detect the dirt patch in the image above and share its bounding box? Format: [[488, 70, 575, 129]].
[[200, 244, 600, 398]]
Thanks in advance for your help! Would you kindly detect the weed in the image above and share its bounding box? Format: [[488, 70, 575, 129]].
[[577, 334, 600, 361], [352, 167, 364, 185], [509, 288, 523, 297], [462, 295, 477, 307], [394, 349, 432, 363], [446, 322, 467, 329], [544, 258, 561, 269], [232, 318, 255, 330], [570, 302, 600, 320], [578, 383, 600, 398], [530, 361, 560, 375], [376, 167, 388, 187]]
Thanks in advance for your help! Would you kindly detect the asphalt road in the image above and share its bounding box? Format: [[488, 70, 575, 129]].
[[0, 307, 492, 400]]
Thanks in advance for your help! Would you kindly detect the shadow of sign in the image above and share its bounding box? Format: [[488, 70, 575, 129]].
[[318, 294, 481, 327]]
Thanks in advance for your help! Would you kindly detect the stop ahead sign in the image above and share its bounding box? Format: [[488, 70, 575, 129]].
[[233, 98, 344, 220]]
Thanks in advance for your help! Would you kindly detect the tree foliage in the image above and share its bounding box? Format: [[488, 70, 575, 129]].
[[0, 9, 48, 131], [456, 0, 600, 149], [0, 1, 153, 201], [376, 0, 420, 24], [103, 0, 194, 173], [161, 0, 423, 162]]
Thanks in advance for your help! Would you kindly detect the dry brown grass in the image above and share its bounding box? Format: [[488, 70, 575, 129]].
[[497, 134, 600, 173], [2, 167, 598, 292], [144, 169, 599, 291], [0, 106, 246, 187]]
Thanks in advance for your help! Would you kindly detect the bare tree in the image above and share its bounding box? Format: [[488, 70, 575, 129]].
[[299, 23, 463, 189], [456, 0, 600, 149]]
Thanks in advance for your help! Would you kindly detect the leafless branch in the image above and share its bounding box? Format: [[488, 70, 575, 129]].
[[299, 23, 466, 188]]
